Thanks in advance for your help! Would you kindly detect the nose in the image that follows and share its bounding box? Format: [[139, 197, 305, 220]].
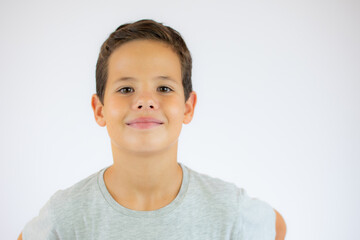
[[133, 92, 159, 111], [137, 102, 155, 109]]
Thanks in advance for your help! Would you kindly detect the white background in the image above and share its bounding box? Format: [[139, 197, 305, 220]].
[[1, 0, 359, 239]]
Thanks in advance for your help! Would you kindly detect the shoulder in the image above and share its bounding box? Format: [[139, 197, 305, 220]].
[[184, 166, 243, 224], [48, 169, 102, 220], [187, 166, 269, 210], [22, 169, 102, 239], [52, 169, 99, 202], [186, 166, 276, 238], [187, 167, 240, 203]]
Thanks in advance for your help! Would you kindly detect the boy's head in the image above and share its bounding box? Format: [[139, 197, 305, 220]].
[[95, 19, 193, 105], [91, 19, 197, 154]]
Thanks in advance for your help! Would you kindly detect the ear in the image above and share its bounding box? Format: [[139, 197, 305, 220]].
[[183, 91, 197, 124], [91, 94, 106, 127]]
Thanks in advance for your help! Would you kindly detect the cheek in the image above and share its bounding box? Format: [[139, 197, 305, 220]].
[[105, 98, 126, 122], [166, 100, 185, 122]]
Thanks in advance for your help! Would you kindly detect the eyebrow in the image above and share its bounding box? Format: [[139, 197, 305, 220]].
[[114, 75, 178, 84]]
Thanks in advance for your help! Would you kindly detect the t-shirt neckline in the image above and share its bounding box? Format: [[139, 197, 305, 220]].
[[97, 162, 189, 218]]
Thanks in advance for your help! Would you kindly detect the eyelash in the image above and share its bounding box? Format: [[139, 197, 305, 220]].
[[118, 86, 173, 94]]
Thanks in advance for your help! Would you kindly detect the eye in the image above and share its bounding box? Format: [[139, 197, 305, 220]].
[[118, 86, 173, 94], [158, 86, 173, 93], [118, 87, 134, 94]]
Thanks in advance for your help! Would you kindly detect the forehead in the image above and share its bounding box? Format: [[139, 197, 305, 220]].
[[107, 39, 182, 82]]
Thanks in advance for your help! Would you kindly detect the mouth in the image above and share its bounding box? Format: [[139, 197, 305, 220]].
[[126, 117, 164, 128], [126, 122, 164, 129]]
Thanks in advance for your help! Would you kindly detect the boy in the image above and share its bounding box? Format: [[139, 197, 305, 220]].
[[19, 19, 286, 239]]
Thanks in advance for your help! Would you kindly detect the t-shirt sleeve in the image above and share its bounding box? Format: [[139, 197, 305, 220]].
[[235, 187, 276, 240], [22, 191, 61, 240]]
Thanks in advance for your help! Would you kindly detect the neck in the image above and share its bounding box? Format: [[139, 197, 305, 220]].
[[103, 140, 183, 211]]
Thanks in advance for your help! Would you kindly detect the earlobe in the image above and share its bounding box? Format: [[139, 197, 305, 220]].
[[183, 91, 197, 124], [91, 94, 106, 127]]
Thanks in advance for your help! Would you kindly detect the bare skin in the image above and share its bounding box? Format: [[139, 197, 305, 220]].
[[18, 39, 286, 239], [275, 209, 287, 239], [91, 39, 197, 211]]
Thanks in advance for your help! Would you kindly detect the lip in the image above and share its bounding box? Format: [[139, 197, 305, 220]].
[[126, 117, 164, 129], [126, 117, 164, 124], [127, 122, 163, 129]]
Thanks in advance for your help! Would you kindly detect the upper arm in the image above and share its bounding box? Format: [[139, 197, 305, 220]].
[[17, 232, 22, 240], [274, 209, 287, 240]]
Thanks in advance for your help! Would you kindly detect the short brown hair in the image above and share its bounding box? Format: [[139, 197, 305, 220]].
[[96, 19, 193, 105]]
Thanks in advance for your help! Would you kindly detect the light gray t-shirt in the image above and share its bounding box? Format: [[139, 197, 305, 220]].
[[22, 162, 276, 240]]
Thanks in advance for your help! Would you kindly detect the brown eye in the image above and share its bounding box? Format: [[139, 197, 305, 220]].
[[118, 87, 133, 94], [118, 86, 173, 94], [158, 86, 173, 92]]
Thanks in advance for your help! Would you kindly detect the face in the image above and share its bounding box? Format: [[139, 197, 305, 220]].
[[91, 39, 197, 154]]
